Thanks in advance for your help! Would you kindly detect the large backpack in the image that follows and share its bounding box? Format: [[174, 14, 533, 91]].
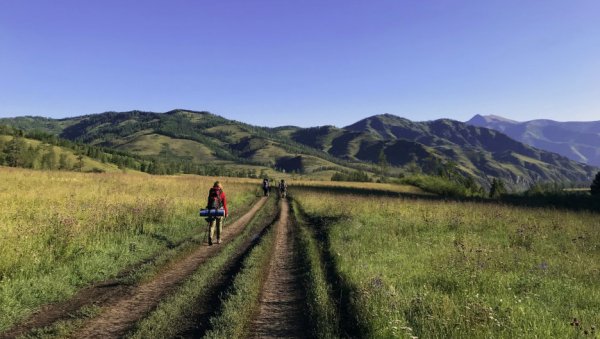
[[207, 187, 223, 210]]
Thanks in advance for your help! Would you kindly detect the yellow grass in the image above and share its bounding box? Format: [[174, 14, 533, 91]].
[[0, 167, 260, 331]]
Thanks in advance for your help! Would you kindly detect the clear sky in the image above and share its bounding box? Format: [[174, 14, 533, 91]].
[[1, 0, 598, 127]]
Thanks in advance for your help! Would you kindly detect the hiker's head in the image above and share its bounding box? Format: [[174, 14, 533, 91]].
[[281, 179, 285, 183], [213, 181, 222, 188]]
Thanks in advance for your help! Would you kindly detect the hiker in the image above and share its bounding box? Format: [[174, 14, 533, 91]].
[[262, 178, 270, 196], [278, 179, 288, 198], [206, 181, 228, 245]]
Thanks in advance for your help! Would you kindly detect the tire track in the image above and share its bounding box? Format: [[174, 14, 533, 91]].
[[248, 199, 308, 338], [69, 197, 267, 339], [174, 201, 280, 338]]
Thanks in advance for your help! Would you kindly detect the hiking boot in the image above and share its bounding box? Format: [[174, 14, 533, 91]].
[[216, 238, 221, 244], [208, 237, 213, 246]]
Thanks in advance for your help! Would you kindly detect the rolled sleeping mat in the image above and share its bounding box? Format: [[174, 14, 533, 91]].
[[199, 208, 226, 217]]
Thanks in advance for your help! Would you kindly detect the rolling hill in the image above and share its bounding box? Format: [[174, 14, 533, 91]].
[[1, 110, 597, 188], [0, 125, 141, 173], [466, 114, 600, 167], [288, 113, 597, 187], [1, 110, 359, 178]]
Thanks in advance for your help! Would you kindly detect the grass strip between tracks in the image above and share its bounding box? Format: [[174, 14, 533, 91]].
[[291, 199, 339, 338], [125, 197, 277, 338], [202, 213, 276, 338]]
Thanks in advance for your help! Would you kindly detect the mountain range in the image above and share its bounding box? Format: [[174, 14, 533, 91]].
[[467, 114, 600, 167], [1, 110, 597, 188]]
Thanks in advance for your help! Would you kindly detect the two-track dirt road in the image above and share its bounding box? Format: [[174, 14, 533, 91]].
[[2, 197, 314, 339], [72, 197, 268, 338], [249, 199, 308, 338]]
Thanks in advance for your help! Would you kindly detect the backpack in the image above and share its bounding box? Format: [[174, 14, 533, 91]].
[[207, 187, 223, 210]]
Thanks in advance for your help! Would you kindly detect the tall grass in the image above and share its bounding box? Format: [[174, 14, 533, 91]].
[[294, 187, 600, 338], [0, 167, 259, 332]]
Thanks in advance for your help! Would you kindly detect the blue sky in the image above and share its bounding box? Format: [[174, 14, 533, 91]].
[[1, 0, 598, 127]]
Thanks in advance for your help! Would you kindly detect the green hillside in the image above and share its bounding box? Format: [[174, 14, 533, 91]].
[[1, 110, 596, 188], [289, 114, 596, 187], [0, 126, 140, 173], [0, 110, 359, 178]]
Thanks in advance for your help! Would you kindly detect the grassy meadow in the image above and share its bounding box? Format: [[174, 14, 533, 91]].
[[0, 167, 259, 332], [2, 165, 599, 338], [293, 187, 600, 338]]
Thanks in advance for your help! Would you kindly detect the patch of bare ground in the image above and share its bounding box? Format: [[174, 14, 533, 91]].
[[69, 197, 268, 339], [174, 199, 280, 338], [248, 199, 308, 338], [0, 197, 266, 339]]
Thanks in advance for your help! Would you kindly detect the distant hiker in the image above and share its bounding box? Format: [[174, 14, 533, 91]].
[[278, 179, 288, 198], [262, 178, 270, 196], [206, 181, 228, 245]]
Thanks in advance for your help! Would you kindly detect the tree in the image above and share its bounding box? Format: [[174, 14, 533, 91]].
[[378, 149, 389, 179], [5, 137, 26, 167], [41, 147, 58, 170], [74, 154, 85, 172], [489, 178, 507, 198], [59, 153, 71, 170], [591, 171, 600, 196]]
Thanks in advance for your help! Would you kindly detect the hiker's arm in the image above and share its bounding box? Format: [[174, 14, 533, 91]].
[[222, 192, 228, 217]]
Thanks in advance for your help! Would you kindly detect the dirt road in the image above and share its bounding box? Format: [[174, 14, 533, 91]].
[[70, 197, 267, 339], [248, 199, 308, 338]]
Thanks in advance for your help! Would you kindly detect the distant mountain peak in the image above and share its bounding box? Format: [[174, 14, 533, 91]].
[[466, 114, 600, 166], [467, 114, 518, 124]]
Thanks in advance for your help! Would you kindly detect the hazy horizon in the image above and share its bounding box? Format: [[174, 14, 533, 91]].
[[1, 1, 598, 127]]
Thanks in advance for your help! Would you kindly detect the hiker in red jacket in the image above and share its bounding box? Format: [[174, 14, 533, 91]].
[[206, 181, 228, 245]]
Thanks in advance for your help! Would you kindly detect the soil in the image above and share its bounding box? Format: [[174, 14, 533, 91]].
[[0, 197, 267, 339], [72, 197, 268, 339], [248, 199, 308, 338]]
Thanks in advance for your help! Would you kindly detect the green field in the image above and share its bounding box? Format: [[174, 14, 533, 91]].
[[1, 167, 598, 338], [292, 187, 600, 338]]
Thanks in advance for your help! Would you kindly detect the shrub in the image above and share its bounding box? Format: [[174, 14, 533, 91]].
[[331, 170, 372, 182], [489, 178, 507, 198], [399, 174, 482, 198], [591, 172, 600, 196]]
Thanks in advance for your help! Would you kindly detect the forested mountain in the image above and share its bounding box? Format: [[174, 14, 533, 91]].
[[1, 110, 360, 178], [466, 114, 600, 166], [1, 110, 597, 188], [283, 113, 596, 187]]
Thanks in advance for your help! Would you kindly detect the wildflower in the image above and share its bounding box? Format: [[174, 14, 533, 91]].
[[371, 276, 383, 289]]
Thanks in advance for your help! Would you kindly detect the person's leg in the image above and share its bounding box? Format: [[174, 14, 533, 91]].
[[216, 217, 223, 243], [208, 219, 215, 245]]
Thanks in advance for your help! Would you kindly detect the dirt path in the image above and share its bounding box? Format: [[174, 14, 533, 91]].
[[248, 199, 308, 338], [65, 197, 267, 339], [176, 202, 280, 338]]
